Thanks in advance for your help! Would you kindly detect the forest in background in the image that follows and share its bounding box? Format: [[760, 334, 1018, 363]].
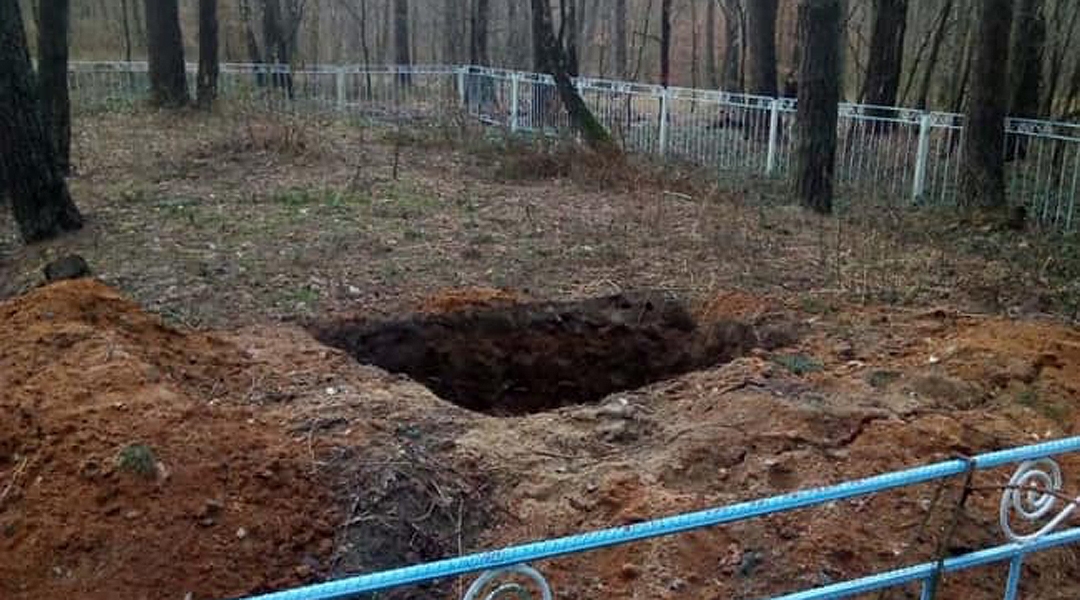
[[19, 0, 1080, 118]]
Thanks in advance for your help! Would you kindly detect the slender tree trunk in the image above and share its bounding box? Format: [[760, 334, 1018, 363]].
[[36, 0, 71, 173], [614, 0, 627, 78], [144, 0, 189, 107], [960, 0, 1013, 210], [0, 0, 83, 242], [719, 0, 744, 91], [197, 0, 219, 109], [470, 0, 489, 66], [120, 0, 133, 62], [394, 0, 411, 84], [531, 0, 612, 148], [660, 0, 672, 87], [745, 0, 778, 96], [794, 0, 841, 215], [912, 0, 953, 110], [860, 0, 907, 108], [706, 0, 719, 88]]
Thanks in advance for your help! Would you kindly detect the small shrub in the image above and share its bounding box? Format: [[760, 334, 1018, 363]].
[[116, 443, 159, 478], [773, 354, 824, 376]]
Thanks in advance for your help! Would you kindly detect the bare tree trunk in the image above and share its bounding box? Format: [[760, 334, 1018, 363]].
[[794, 0, 841, 215], [860, 0, 907, 108], [706, 0, 719, 88], [719, 0, 744, 91], [197, 0, 219, 109], [614, 0, 627, 78], [1006, 0, 1044, 156], [1, 0, 83, 242], [394, 0, 411, 84], [660, 0, 672, 87], [912, 0, 953, 110], [144, 0, 189, 107], [745, 0, 778, 96], [960, 0, 1013, 210], [470, 0, 489, 66], [120, 0, 133, 63], [37, 0, 70, 173], [531, 0, 612, 148]]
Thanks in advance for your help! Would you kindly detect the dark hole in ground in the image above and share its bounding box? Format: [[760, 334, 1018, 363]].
[[312, 292, 762, 415]]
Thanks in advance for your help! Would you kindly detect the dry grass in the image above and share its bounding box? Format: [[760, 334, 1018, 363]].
[[1, 107, 1078, 327]]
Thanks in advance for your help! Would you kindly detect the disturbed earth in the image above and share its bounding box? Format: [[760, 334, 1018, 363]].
[[2, 280, 1079, 600]]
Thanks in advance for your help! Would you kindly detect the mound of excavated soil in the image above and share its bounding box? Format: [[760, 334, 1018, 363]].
[[3, 281, 1079, 600], [0, 281, 338, 600]]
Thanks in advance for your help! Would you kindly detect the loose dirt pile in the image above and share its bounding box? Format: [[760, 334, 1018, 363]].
[[2, 280, 1079, 600]]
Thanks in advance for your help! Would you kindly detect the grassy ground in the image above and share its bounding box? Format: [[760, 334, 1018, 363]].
[[2, 106, 1078, 326]]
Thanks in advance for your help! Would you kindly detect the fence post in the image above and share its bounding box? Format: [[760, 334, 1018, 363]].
[[658, 87, 670, 158], [912, 112, 933, 203], [510, 73, 521, 133], [766, 99, 781, 176], [335, 67, 346, 112], [457, 68, 467, 109]]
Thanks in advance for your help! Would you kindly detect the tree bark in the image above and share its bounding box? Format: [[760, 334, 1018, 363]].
[[860, 0, 907, 108], [144, 0, 189, 107], [530, 0, 612, 149], [660, 0, 672, 87], [394, 0, 411, 84], [745, 0, 778, 96], [1007, 0, 1043, 118], [719, 0, 744, 91], [614, 0, 627, 78], [36, 0, 71, 173], [794, 0, 841, 215], [706, 0, 719, 88], [0, 0, 83, 242], [912, 0, 953, 110], [960, 0, 1013, 210], [470, 0, 489, 66], [197, 0, 219, 109]]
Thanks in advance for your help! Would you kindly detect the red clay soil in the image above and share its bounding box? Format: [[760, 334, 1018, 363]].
[[0, 281, 338, 600]]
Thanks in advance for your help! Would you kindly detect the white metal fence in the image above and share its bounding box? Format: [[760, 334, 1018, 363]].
[[69, 61, 1080, 232]]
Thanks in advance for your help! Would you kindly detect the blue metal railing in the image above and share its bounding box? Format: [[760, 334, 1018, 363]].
[[231, 436, 1080, 600]]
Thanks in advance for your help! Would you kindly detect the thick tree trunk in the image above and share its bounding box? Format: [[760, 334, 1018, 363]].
[[794, 0, 841, 215], [861, 0, 907, 108], [706, 0, 718, 88], [0, 0, 83, 242], [745, 0, 778, 96], [614, 0, 627, 78], [530, 0, 612, 149], [37, 0, 71, 173], [1008, 0, 1044, 118], [660, 0, 672, 87], [960, 0, 1013, 210], [197, 0, 219, 109], [144, 0, 189, 107]]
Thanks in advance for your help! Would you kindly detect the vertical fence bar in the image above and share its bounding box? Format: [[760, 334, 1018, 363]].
[[912, 112, 933, 203], [335, 67, 346, 112], [658, 87, 670, 157], [510, 73, 520, 133], [457, 68, 467, 109], [1003, 554, 1025, 600], [766, 99, 781, 176]]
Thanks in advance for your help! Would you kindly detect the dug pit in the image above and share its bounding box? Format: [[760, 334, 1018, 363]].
[[312, 292, 762, 415]]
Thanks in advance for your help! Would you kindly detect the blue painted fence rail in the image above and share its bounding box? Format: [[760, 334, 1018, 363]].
[[231, 436, 1080, 600]]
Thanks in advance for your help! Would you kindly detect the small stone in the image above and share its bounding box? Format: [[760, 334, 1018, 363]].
[[44, 255, 91, 282], [619, 563, 641, 580], [295, 564, 313, 578], [200, 499, 223, 519], [236, 527, 248, 540], [124, 509, 142, 520], [669, 578, 687, 591], [199, 517, 216, 527]]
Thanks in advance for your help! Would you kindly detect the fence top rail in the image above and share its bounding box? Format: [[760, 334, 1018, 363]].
[[229, 435, 1080, 600], [61, 59, 1080, 134]]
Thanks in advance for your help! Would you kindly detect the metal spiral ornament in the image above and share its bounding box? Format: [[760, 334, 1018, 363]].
[[1000, 458, 1078, 543], [462, 565, 553, 600]]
